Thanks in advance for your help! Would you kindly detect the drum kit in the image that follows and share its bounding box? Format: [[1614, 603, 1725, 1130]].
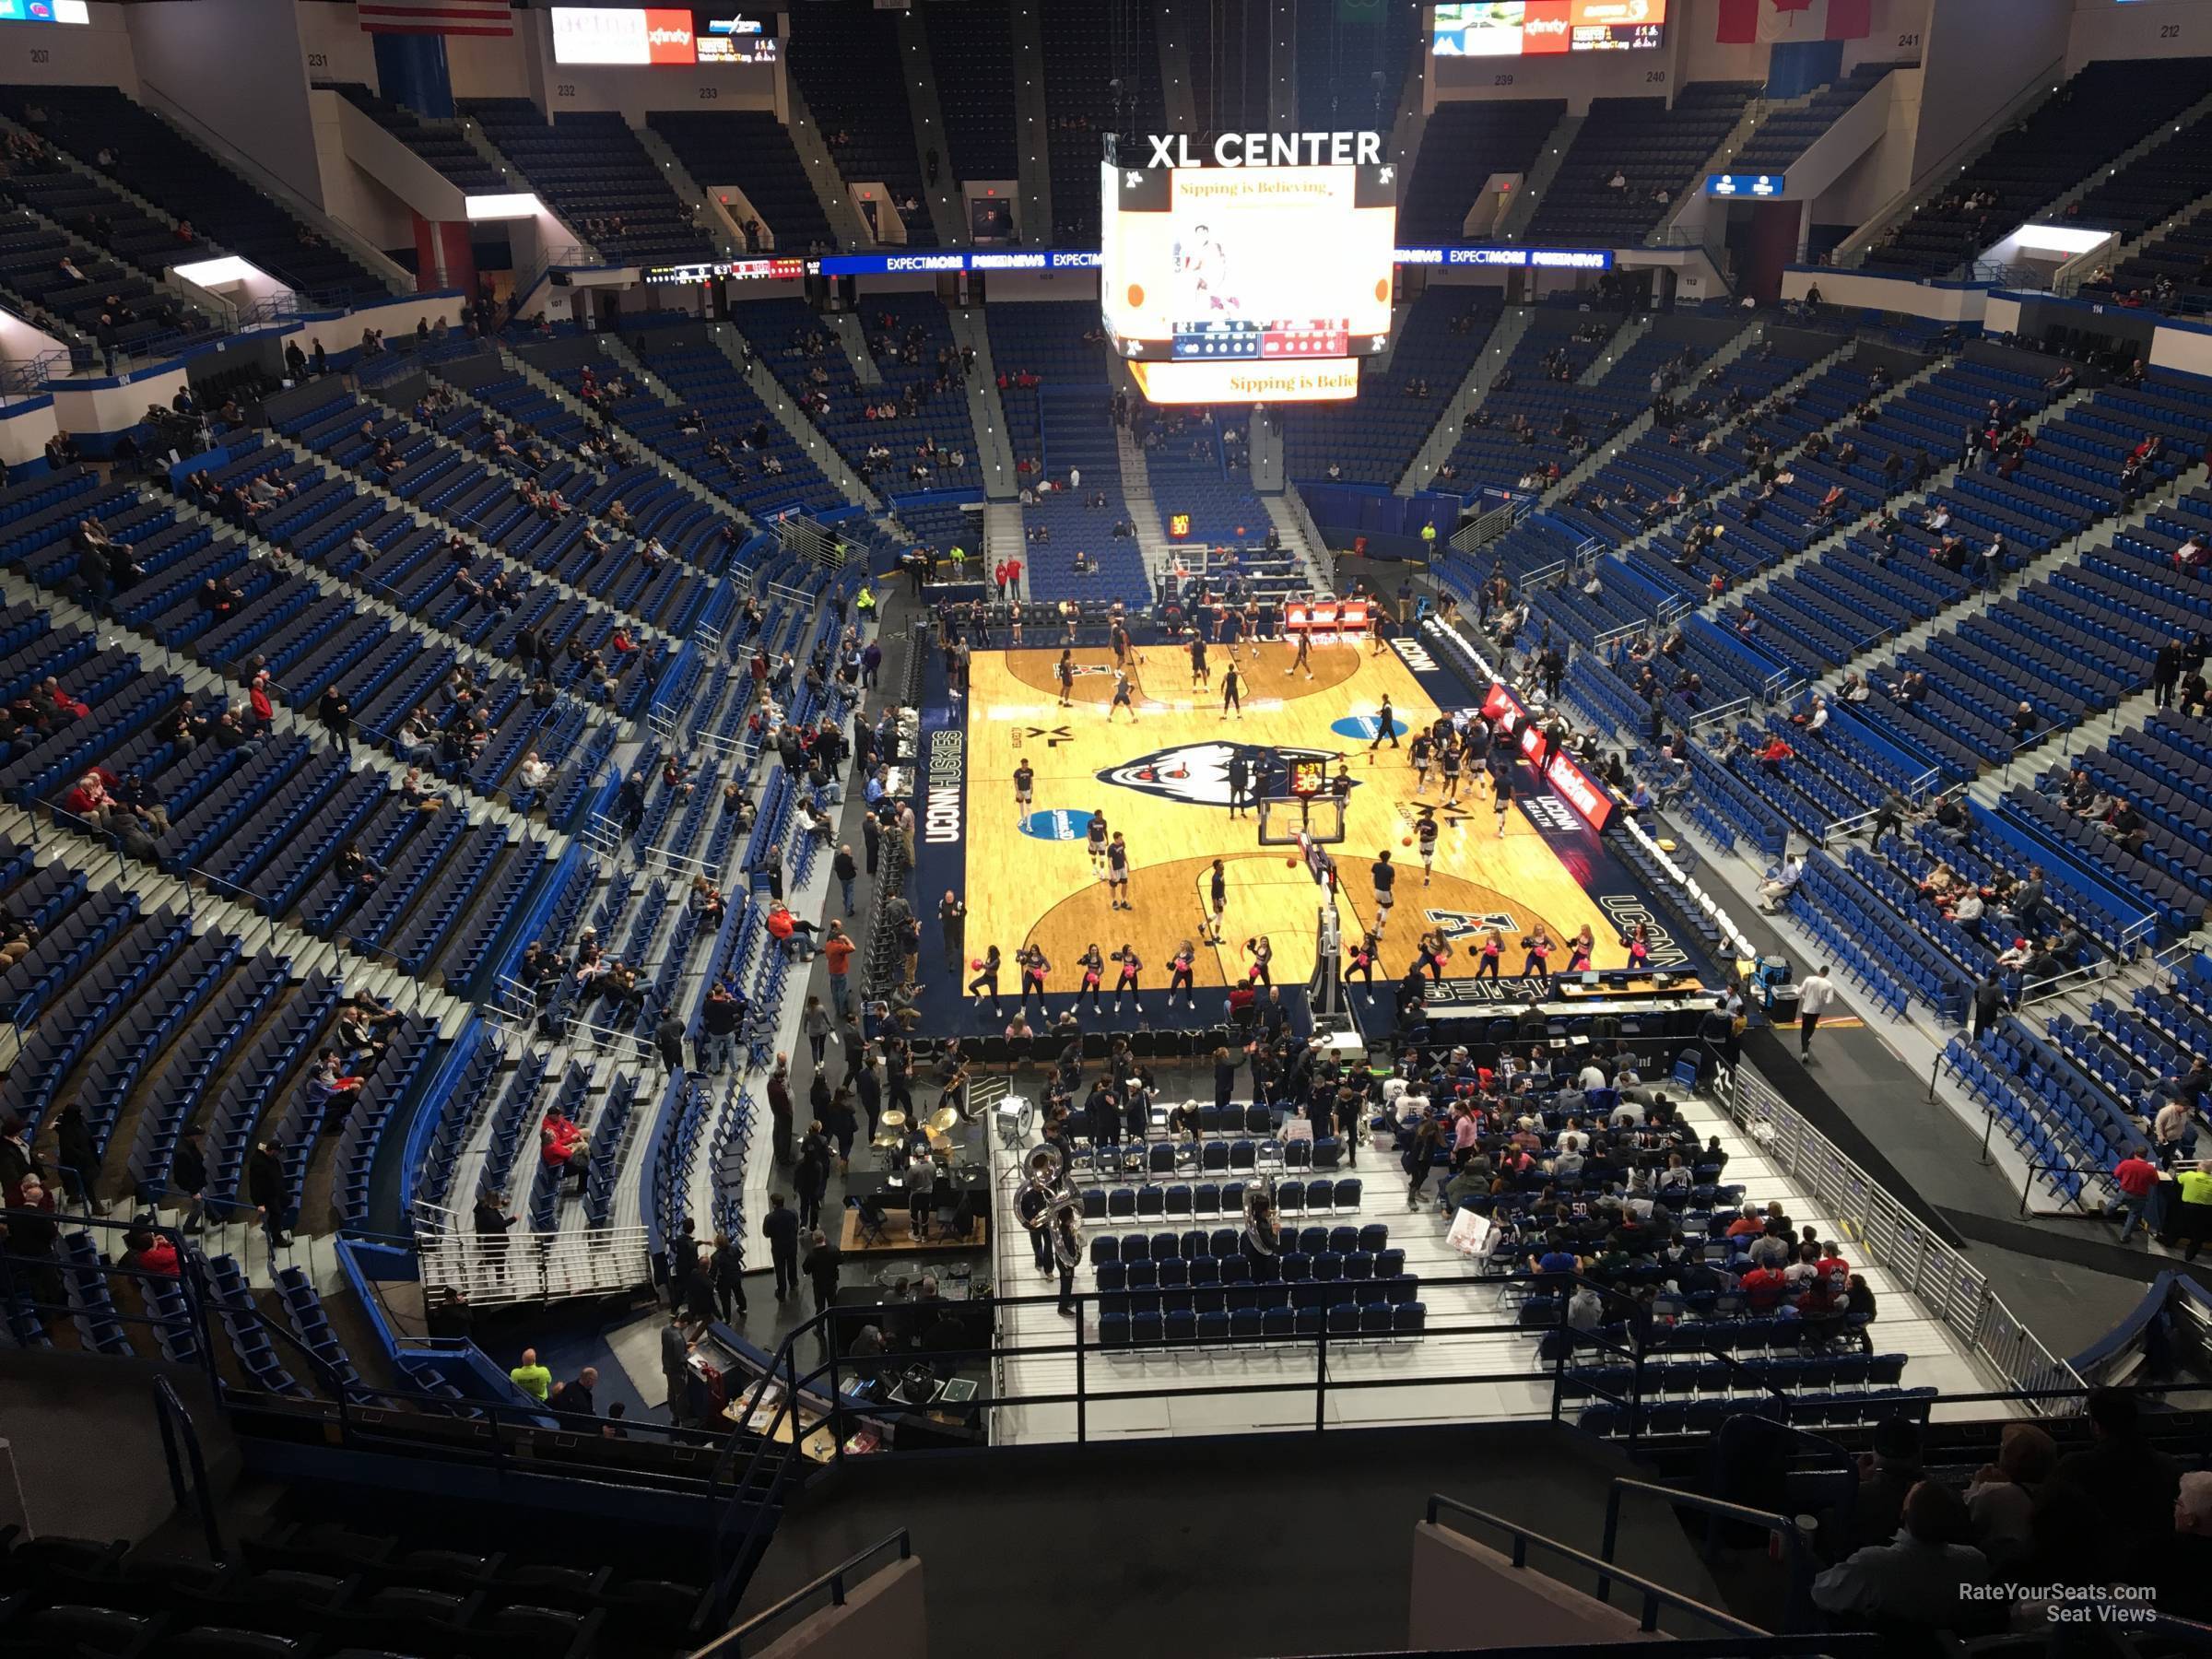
[[868, 1107, 963, 1158]]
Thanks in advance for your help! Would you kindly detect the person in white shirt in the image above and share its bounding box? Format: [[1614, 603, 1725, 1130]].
[[1796, 966, 1838, 1063], [2154, 1098, 2194, 1166], [517, 752, 551, 792], [1758, 853, 1806, 912], [1803, 696, 1829, 737], [1577, 1061, 1606, 1091], [1609, 1097, 1646, 1128]]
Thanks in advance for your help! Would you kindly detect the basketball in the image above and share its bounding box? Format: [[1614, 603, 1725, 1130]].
[[1402, 836, 1413, 847], [1285, 856, 1298, 867], [970, 958, 983, 971]]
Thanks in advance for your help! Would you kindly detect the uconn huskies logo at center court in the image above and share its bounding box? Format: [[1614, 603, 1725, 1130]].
[[1098, 742, 1344, 807], [924, 730, 964, 845]]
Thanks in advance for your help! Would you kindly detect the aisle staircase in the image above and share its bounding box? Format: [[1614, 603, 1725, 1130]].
[[1399, 306, 1535, 493]]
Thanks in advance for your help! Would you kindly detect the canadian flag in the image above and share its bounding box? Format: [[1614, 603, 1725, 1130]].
[[1715, 0, 1873, 43]]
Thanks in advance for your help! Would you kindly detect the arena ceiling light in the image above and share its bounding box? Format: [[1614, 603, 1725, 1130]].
[[171, 255, 261, 287], [465, 192, 544, 221], [2009, 224, 2113, 256]]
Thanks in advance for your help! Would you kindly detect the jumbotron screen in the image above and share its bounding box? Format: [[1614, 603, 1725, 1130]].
[[1100, 131, 1397, 405], [1432, 0, 1666, 55]]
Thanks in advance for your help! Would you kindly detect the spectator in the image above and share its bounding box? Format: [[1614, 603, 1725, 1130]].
[[1811, 1481, 1989, 1627], [2147, 1471, 2212, 1620], [2050, 1388, 2180, 1552], [1963, 1423, 2056, 1571], [803, 1228, 843, 1317], [1757, 851, 1805, 913], [2112, 1147, 2161, 1243], [762, 1190, 801, 1299]]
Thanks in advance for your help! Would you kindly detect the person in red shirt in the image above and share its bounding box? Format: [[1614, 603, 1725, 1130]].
[[1724, 1205, 1766, 1240], [61, 771, 111, 819], [821, 924, 856, 1016], [248, 672, 275, 730], [541, 1109, 588, 1194], [1005, 555, 1023, 597], [1739, 1262, 1791, 1312], [2113, 1150, 2163, 1243], [764, 901, 819, 960], [1815, 1243, 1851, 1299], [994, 559, 1009, 599], [1756, 735, 1794, 771], [125, 1228, 180, 1278], [37, 678, 87, 722]]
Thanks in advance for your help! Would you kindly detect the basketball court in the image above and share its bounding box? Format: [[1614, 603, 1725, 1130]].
[[935, 632, 1654, 1014]]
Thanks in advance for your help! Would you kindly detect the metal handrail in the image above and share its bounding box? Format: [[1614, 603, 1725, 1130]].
[[153, 1374, 225, 1562], [1831, 53, 2066, 267], [1688, 694, 1755, 732], [691, 1532, 912, 1658], [1718, 1063, 2087, 1408], [1598, 1478, 1818, 1630], [1425, 1493, 1767, 1639]]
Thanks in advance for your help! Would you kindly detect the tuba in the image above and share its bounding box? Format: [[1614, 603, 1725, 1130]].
[[1241, 1173, 1279, 1257], [1021, 1142, 1083, 1273]]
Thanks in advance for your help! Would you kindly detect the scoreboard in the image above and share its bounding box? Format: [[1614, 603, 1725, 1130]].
[[1171, 319, 1352, 360], [1100, 130, 1398, 405]]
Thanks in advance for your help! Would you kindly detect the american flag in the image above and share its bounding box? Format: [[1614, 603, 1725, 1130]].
[[357, 0, 514, 37]]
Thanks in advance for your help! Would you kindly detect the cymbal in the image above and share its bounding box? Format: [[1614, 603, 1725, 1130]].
[[870, 1132, 904, 1149], [880, 1109, 908, 1129], [925, 1107, 961, 1134]]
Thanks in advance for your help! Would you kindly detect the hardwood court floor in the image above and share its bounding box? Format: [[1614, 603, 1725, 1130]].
[[959, 637, 1625, 995]]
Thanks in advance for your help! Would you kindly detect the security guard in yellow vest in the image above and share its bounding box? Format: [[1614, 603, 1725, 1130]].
[[2173, 1163, 2212, 1258]]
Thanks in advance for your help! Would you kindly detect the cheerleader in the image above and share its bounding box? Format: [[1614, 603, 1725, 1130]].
[[1245, 935, 1274, 986], [1419, 927, 1451, 984], [1621, 922, 1652, 971], [1009, 599, 1023, 646], [1112, 944, 1143, 1011], [1168, 939, 1197, 1008], [1017, 943, 1052, 1015], [1566, 924, 1595, 975], [1077, 943, 1105, 1015], [967, 943, 1004, 1018], [1522, 924, 1554, 982], [1475, 927, 1504, 981], [1343, 931, 1379, 1000]]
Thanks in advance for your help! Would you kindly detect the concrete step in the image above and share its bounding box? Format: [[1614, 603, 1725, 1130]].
[[1399, 305, 1535, 494], [702, 323, 880, 509]]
